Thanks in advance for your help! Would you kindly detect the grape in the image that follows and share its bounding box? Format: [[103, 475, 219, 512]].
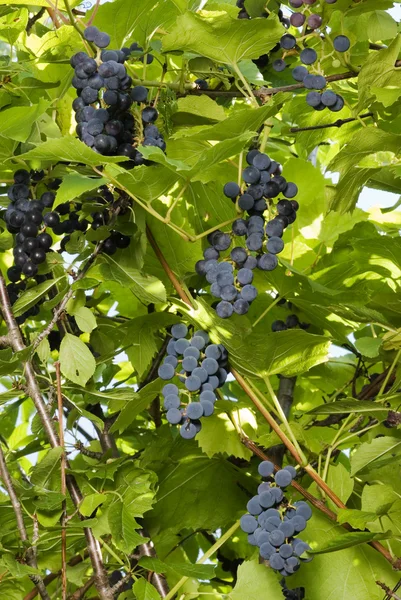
[[330, 94, 345, 112], [258, 460, 274, 477], [266, 219, 284, 238], [280, 34, 296, 50], [243, 255, 258, 270], [240, 514, 258, 533], [292, 540, 310, 556], [265, 516, 281, 532], [259, 491, 275, 508], [277, 200, 294, 216], [213, 232, 231, 251], [294, 501, 312, 520], [232, 219, 248, 236], [289, 0, 303, 7], [292, 516, 307, 533], [308, 14, 322, 29], [142, 106, 158, 123], [321, 90, 337, 107], [279, 520, 295, 538], [223, 181, 241, 198], [241, 284, 257, 302], [200, 390, 216, 404], [271, 487, 284, 503], [237, 268, 253, 286], [252, 153, 271, 171], [300, 48, 317, 65], [256, 529, 270, 545], [242, 166, 260, 184], [269, 530, 285, 547], [247, 496, 263, 516], [285, 556, 300, 573], [158, 364, 175, 380], [275, 469, 293, 488], [273, 59, 287, 72], [185, 375, 202, 392], [201, 358, 219, 375], [131, 85, 148, 102], [269, 554, 285, 570], [31, 249, 46, 264], [164, 393, 181, 410], [22, 261, 38, 277], [220, 285, 237, 302], [259, 542, 275, 559], [238, 193, 254, 211], [171, 323, 188, 339], [94, 31, 111, 48], [229, 249, 245, 268], [258, 254, 278, 271], [203, 247, 219, 261], [182, 356, 197, 372], [186, 402, 204, 420], [263, 181, 280, 198], [216, 271, 234, 287], [246, 233, 263, 252], [290, 13, 306, 27], [200, 400, 214, 416], [180, 422, 198, 439], [266, 237, 284, 254], [334, 35, 350, 52], [190, 335, 206, 350], [233, 299, 250, 314], [284, 465, 298, 479]]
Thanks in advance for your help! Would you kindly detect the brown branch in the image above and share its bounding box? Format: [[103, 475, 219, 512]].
[[86, 0, 101, 26], [55, 363, 67, 600], [24, 551, 89, 600], [137, 528, 169, 597], [26, 7, 46, 33], [289, 112, 374, 133], [268, 376, 296, 467], [377, 581, 401, 600], [68, 576, 95, 600], [0, 273, 114, 600], [0, 444, 50, 600], [32, 243, 105, 352], [46, 8, 61, 28]]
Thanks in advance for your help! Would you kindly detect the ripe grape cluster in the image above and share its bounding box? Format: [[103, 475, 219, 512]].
[[272, 8, 350, 113], [240, 460, 313, 576], [71, 26, 165, 159], [195, 149, 299, 318], [5, 169, 56, 321], [4, 169, 133, 321], [158, 323, 228, 439]]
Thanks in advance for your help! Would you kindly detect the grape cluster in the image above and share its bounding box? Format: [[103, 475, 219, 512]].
[[87, 191, 132, 256], [5, 170, 52, 283], [71, 26, 165, 159], [272, 9, 349, 113], [240, 460, 313, 576], [158, 323, 228, 439], [195, 149, 299, 318]]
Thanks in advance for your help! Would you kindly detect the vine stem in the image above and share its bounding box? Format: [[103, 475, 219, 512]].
[[55, 362, 67, 600], [0, 444, 50, 600], [263, 376, 307, 463], [252, 295, 281, 328], [163, 521, 240, 600], [377, 348, 401, 398], [0, 273, 114, 600]]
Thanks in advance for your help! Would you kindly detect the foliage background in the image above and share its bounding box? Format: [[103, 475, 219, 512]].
[[0, 0, 401, 599]]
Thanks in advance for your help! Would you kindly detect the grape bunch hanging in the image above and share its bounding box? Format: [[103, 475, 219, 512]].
[[240, 460, 313, 576], [195, 149, 299, 318], [71, 26, 165, 159], [4, 169, 133, 322], [158, 323, 228, 439], [269, 2, 350, 113]]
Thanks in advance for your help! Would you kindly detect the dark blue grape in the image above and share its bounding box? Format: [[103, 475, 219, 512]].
[[186, 402, 204, 419], [158, 364, 175, 380], [185, 375, 201, 392], [259, 542, 275, 559], [334, 35, 350, 52], [200, 400, 214, 416], [205, 345, 221, 360], [280, 34, 296, 49], [292, 65, 308, 82], [242, 167, 260, 184], [223, 182, 240, 198], [162, 383, 178, 396], [238, 193, 254, 211], [166, 407, 182, 424], [180, 422, 198, 439], [247, 497, 263, 516], [300, 48, 317, 65], [216, 300, 234, 318], [270, 553, 285, 570], [275, 469, 293, 488], [232, 219, 248, 236], [273, 59, 287, 72], [233, 299, 249, 314], [269, 530, 285, 547], [164, 395, 181, 410], [240, 514, 258, 533]]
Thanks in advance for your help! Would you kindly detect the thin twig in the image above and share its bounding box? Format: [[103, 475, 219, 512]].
[[27, 7, 46, 32], [289, 112, 374, 133], [55, 362, 67, 600], [68, 576, 95, 600], [0, 444, 50, 600], [86, 0, 101, 26], [377, 581, 401, 600]]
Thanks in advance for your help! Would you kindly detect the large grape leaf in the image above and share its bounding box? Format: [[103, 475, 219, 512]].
[[231, 560, 283, 600], [162, 10, 284, 67]]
